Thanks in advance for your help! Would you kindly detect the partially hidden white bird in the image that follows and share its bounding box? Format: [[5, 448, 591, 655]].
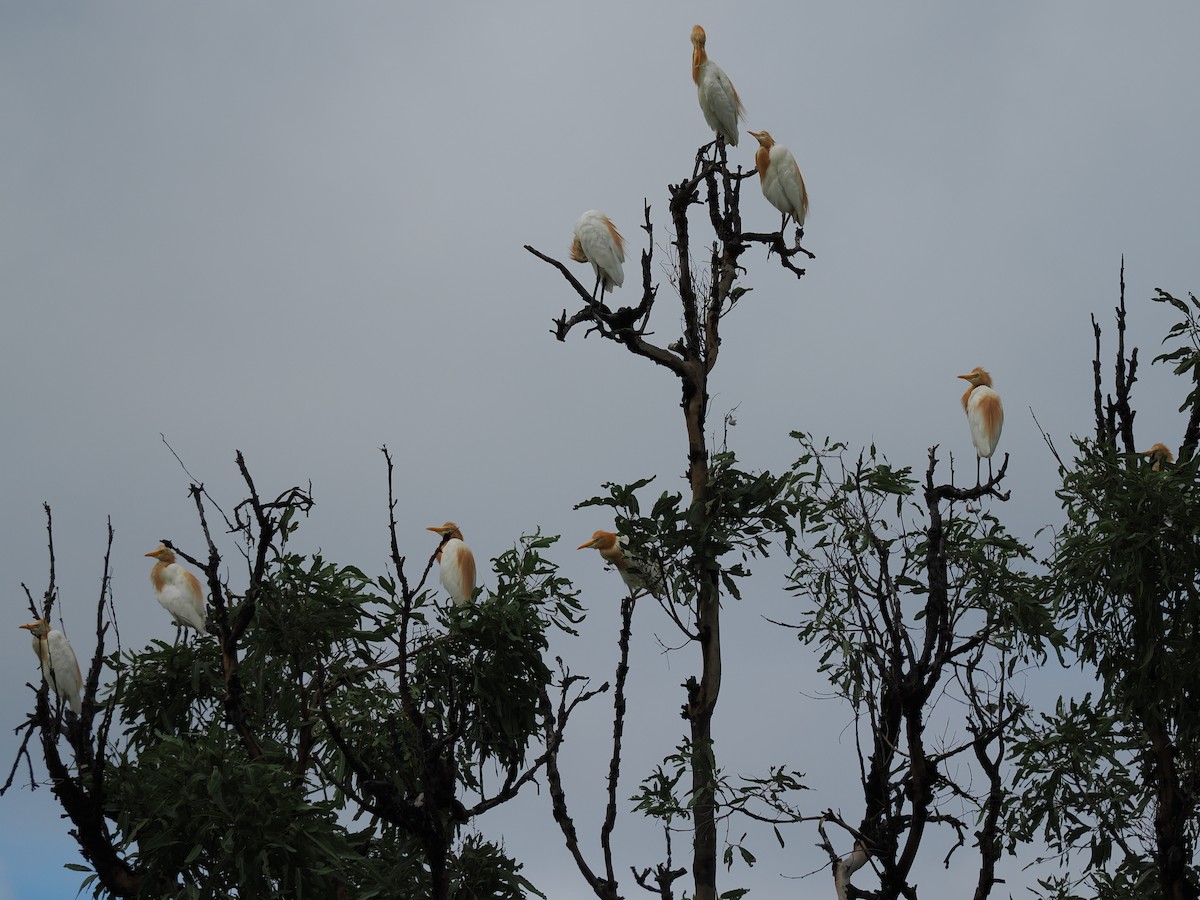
[[146, 545, 207, 634], [570, 210, 625, 300], [834, 842, 871, 900], [959, 367, 1004, 485], [1142, 442, 1174, 472], [427, 522, 477, 607], [578, 530, 665, 598], [20, 619, 83, 715], [748, 130, 808, 232], [691, 25, 745, 147]]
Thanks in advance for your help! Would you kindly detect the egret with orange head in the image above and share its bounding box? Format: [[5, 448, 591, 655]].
[[19, 619, 83, 715], [427, 522, 477, 607], [748, 130, 808, 233], [691, 25, 745, 147], [146, 545, 208, 634], [578, 529, 665, 598], [959, 367, 1004, 485], [1141, 443, 1174, 472]]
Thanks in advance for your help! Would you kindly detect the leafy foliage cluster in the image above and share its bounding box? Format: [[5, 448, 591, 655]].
[[9, 460, 586, 899], [1009, 289, 1200, 900]]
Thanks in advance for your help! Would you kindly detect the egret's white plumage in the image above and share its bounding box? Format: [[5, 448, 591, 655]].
[[146, 545, 207, 633], [570, 210, 625, 298], [748, 130, 808, 230], [834, 842, 870, 900], [427, 522, 477, 607], [20, 619, 83, 715], [959, 367, 1004, 484], [691, 25, 744, 147], [578, 530, 665, 598]]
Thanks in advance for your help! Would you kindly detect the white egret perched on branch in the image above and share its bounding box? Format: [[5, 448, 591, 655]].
[[748, 129, 808, 233], [427, 522, 477, 607], [691, 25, 744, 147], [959, 367, 1004, 485], [146, 545, 208, 634], [19, 619, 83, 715], [570, 210, 625, 300], [578, 530, 665, 598]]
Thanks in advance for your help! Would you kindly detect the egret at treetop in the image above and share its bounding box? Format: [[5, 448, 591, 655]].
[[1142, 442, 1175, 471], [146, 545, 208, 634], [748, 130, 808, 232], [691, 25, 745, 147], [958, 367, 1004, 485], [570, 210, 625, 300], [578, 530, 665, 598], [427, 522, 477, 607], [19, 619, 83, 715]]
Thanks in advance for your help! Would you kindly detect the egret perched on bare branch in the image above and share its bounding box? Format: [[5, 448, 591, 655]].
[[19, 619, 83, 715], [146, 545, 207, 634], [834, 842, 870, 900], [570, 210, 625, 300], [748, 130, 808, 232], [959, 367, 1004, 485], [1142, 443, 1174, 471], [578, 530, 665, 598], [691, 25, 744, 147], [427, 522, 477, 607]]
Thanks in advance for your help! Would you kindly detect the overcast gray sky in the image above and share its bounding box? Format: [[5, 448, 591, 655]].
[[2, 3, 1199, 897]]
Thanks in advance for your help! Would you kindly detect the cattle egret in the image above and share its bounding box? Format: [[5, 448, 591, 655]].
[[1142, 443, 1174, 471], [570, 210, 625, 300], [748, 130, 808, 232], [834, 842, 870, 900], [427, 522, 477, 607], [691, 25, 744, 147], [959, 367, 1004, 485], [19, 619, 83, 715], [578, 530, 665, 598], [146, 545, 208, 634]]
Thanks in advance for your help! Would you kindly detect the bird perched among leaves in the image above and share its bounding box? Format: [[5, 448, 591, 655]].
[[427, 522, 477, 607], [748, 130, 808, 232], [1142, 443, 1174, 471], [20, 619, 83, 715], [959, 367, 1004, 485], [146, 545, 207, 634], [691, 25, 745, 147], [570, 210, 625, 300], [578, 530, 665, 598]]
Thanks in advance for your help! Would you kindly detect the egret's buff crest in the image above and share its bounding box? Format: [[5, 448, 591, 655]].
[[578, 530, 625, 566], [749, 129, 776, 170], [958, 367, 994, 407], [426, 522, 465, 543], [1141, 443, 1175, 471]]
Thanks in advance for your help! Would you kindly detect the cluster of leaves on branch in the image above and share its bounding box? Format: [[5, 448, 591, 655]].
[[6, 451, 587, 899], [578, 446, 799, 612], [783, 431, 1059, 900], [1011, 287, 1200, 900]]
